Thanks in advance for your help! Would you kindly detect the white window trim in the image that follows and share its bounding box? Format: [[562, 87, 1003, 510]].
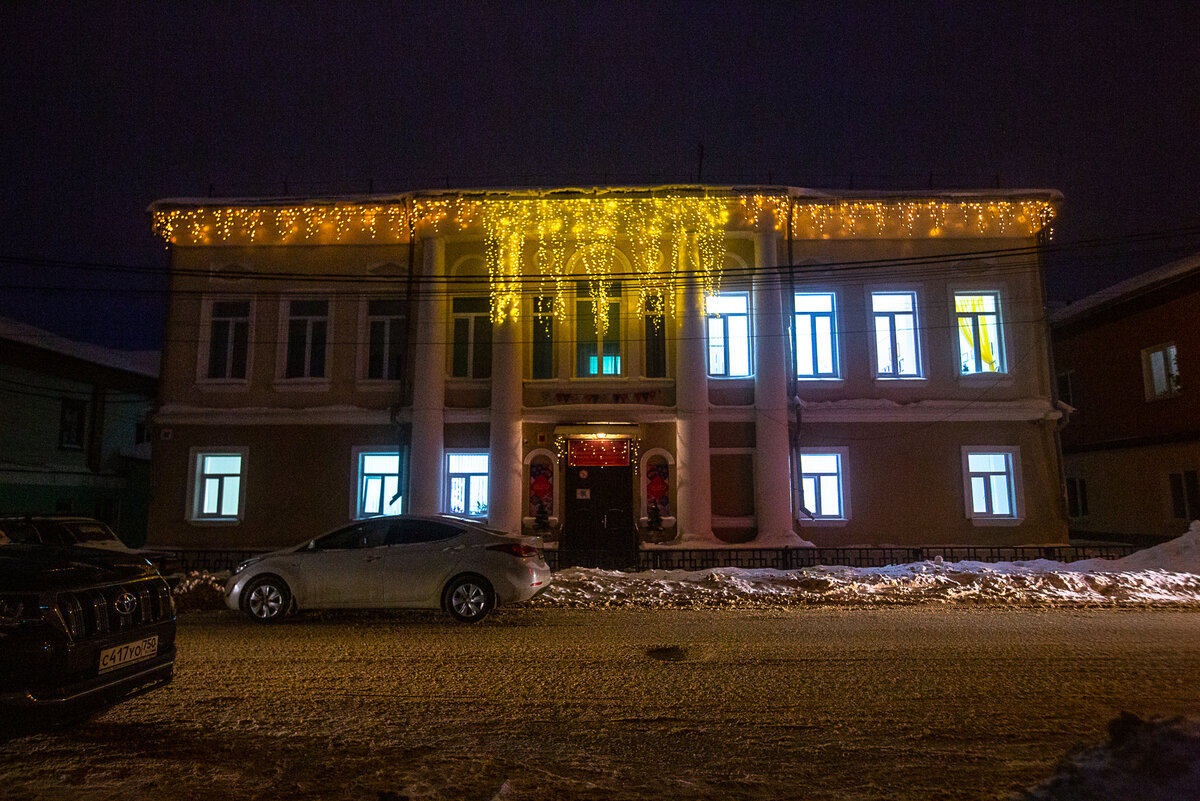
[[356, 296, 406, 385], [197, 295, 254, 388], [794, 290, 842, 382], [705, 291, 754, 379], [275, 296, 332, 386], [186, 446, 248, 525], [352, 447, 405, 520], [961, 446, 1024, 526], [951, 289, 1009, 379], [866, 286, 927, 381], [444, 448, 490, 518], [798, 447, 851, 526], [1141, 342, 1180, 401]]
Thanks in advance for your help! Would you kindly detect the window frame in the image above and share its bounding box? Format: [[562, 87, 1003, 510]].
[[794, 291, 841, 380], [198, 295, 254, 386], [531, 295, 556, 380], [797, 447, 851, 525], [58, 398, 87, 450], [444, 450, 490, 518], [353, 448, 405, 520], [954, 291, 1007, 376], [705, 291, 752, 378], [1142, 342, 1180, 400], [1066, 476, 1089, 518], [869, 289, 925, 380], [450, 297, 492, 379], [187, 447, 248, 524], [961, 446, 1024, 525], [574, 284, 623, 378], [277, 297, 331, 382], [359, 297, 406, 383]]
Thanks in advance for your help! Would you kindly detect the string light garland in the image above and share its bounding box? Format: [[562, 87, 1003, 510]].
[[151, 190, 1057, 328]]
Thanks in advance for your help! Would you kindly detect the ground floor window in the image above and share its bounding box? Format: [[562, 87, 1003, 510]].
[[799, 449, 848, 520], [1066, 476, 1088, 518], [1169, 470, 1199, 520], [447, 452, 489, 517], [356, 450, 404, 518], [962, 447, 1022, 522], [189, 448, 247, 522]]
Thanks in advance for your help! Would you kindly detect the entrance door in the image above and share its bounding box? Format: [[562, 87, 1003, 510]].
[[561, 437, 637, 568]]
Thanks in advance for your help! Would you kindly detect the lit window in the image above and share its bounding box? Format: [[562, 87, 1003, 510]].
[[871, 292, 921, 377], [284, 299, 328, 379], [446, 452, 489, 517], [955, 293, 1005, 374], [706, 293, 751, 377], [206, 300, 250, 380], [366, 300, 405, 381], [576, 282, 621, 377], [1066, 476, 1088, 518], [190, 450, 246, 522], [452, 298, 492, 378], [1169, 470, 1199, 520], [532, 296, 555, 379], [356, 451, 404, 518], [799, 451, 847, 520], [962, 448, 1021, 522], [1142, 343, 1180, 400], [795, 292, 839, 379]]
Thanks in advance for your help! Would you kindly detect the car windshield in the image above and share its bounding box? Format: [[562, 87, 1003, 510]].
[[0, 522, 40, 544], [60, 521, 120, 545]]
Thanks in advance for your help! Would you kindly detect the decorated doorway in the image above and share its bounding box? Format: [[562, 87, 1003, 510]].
[[560, 436, 637, 568]]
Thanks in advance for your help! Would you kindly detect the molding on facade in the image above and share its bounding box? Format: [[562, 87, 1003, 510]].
[[154, 405, 396, 426], [796, 398, 1059, 423]]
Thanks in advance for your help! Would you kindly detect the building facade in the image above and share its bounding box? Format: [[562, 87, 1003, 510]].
[[147, 186, 1068, 559], [0, 318, 158, 545], [1052, 253, 1200, 542]]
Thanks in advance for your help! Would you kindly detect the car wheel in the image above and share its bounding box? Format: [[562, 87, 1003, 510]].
[[445, 574, 494, 623], [243, 575, 291, 623]]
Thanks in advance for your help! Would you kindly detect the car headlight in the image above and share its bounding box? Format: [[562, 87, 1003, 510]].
[[0, 595, 41, 628], [233, 556, 263, 575]]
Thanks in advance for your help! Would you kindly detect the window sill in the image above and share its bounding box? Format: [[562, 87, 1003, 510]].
[[797, 376, 844, 383], [197, 379, 250, 391], [356, 378, 403, 389], [873, 376, 928, 383], [799, 517, 850, 527], [188, 517, 243, 526], [969, 516, 1024, 527], [273, 379, 332, 392]]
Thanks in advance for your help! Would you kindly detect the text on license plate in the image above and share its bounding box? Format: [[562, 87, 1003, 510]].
[[98, 636, 158, 674]]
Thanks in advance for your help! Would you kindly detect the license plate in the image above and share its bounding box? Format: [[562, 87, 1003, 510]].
[[98, 636, 158, 674]]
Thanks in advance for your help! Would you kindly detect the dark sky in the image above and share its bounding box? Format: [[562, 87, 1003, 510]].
[[3, 1, 1199, 349]]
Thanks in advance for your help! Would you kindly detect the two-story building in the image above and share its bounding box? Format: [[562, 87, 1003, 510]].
[[146, 186, 1067, 562], [1052, 252, 1200, 542]]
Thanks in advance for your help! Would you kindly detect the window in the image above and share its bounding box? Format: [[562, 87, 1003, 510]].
[[1056, 370, 1076, 407], [356, 451, 404, 518], [59, 399, 86, 449], [644, 312, 667, 378], [799, 450, 848, 520], [284, 299, 328, 379], [446, 452, 489, 517], [576, 283, 621, 377], [529, 456, 554, 517], [706, 293, 751, 377], [871, 292, 921, 377], [962, 448, 1022, 522], [366, 299, 405, 381], [532, 296, 554, 379], [1169, 470, 1200, 520], [190, 450, 246, 522], [1066, 476, 1088, 517], [206, 300, 250, 380], [452, 298, 492, 378], [955, 293, 1005, 374], [1142, 343, 1180, 400], [795, 292, 839, 379]]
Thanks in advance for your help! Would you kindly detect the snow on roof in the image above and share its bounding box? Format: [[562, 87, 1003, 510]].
[[1051, 251, 1200, 326], [0, 317, 159, 378]]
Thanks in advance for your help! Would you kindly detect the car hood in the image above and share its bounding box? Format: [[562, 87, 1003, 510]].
[[0, 544, 159, 592]]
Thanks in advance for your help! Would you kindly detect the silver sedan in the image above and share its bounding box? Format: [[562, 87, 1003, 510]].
[[225, 515, 551, 623]]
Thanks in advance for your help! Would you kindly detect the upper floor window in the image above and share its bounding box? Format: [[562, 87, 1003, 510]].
[[446, 452, 489, 517], [871, 292, 921, 378], [576, 282, 621, 377], [955, 293, 1005, 374], [1142, 343, 1180, 400], [366, 299, 405, 381], [532, 296, 555, 380], [962, 448, 1022, 523], [795, 292, 839, 379], [452, 297, 492, 378], [207, 300, 250, 380], [284, 299, 328, 379], [706, 292, 751, 377], [59, 399, 86, 449], [356, 450, 403, 518], [189, 449, 247, 522]]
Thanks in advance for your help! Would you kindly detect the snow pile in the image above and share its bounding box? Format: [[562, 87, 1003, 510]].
[[536, 523, 1200, 608], [1013, 712, 1200, 800]]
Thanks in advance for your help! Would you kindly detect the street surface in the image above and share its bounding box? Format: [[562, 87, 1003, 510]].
[[3, 607, 1199, 800]]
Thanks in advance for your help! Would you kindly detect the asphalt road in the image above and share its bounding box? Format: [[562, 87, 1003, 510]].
[[3, 607, 1200, 801]]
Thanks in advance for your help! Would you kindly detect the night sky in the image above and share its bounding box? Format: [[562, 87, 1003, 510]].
[[3, 2, 1199, 350]]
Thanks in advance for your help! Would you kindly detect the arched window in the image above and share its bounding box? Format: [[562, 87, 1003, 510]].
[[529, 455, 554, 517]]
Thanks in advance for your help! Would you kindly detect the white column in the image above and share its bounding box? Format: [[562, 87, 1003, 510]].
[[752, 225, 799, 545], [408, 236, 446, 515], [488, 316, 523, 534], [675, 237, 715, 543]]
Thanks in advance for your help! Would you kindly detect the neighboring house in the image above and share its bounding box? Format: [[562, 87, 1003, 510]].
[[0, 318, 159, 545], [147, 185, 1067, 561], [1052, 252, 1200, 542]]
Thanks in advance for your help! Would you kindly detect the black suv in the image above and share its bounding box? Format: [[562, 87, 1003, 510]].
[[0, 544, 177, 727]]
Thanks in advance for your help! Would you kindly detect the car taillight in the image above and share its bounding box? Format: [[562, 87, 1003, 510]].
[[487, 543, 539, 558]]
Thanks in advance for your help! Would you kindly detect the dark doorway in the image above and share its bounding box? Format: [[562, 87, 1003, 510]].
[[560, 437, 638, 568]]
